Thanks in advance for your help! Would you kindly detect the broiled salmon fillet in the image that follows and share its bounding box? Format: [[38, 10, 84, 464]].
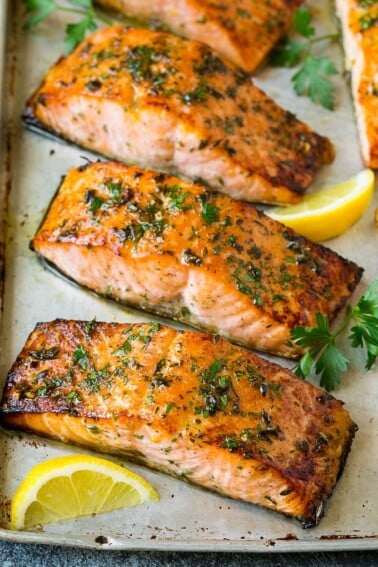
[[95, 0, 303, 72], [0, 320, 357, 527], [31, 161, 363, 359], [24, 26, 334, 205], [336, 0, 378, 167]]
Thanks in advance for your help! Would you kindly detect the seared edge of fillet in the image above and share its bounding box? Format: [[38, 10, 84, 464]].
[[24, 26, 334, 205], [0, 320, 357, 527], [336, 0, 378, 168], [30, 162, 363, 359], [95, 0, 303, 73]]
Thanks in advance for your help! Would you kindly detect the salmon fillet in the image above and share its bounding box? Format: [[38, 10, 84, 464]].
[[24, 25, 334, 205], [30, 161, 363, 359], [336, 0, 378, 167], [0, 320, 357, 527], [95, 0, 303, 72]]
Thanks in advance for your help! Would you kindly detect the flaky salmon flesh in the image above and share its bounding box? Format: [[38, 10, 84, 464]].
[[31, 161, 363, 359], [24, 26, 334, 205], [95, 0, 303, 72], [336, 0, 378, 168], [0, 320, 357, 527]]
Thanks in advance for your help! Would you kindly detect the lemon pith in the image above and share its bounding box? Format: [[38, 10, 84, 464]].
[[10, 454, 158, 530], [267, 169, 375, 242]]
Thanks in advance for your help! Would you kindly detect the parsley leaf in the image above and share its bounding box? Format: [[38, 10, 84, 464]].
[[292, 55, 338, 110], [23, 0, 113, 52], [64, 15, 97, 54], [291, 280, 378, 391], [292, 5, 315, 38], [24, 0, 56, 28], [349, 280, 378, 370], [270, 4, 339, 110], [72, 343, 90, 370], [199, 199, 219, 225], [269, 39, 305, 67], [69, 0, 92, 7], [315, 342, 349, 391]]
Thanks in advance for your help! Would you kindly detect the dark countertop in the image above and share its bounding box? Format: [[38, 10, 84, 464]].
[[0, 543, 377, 566]]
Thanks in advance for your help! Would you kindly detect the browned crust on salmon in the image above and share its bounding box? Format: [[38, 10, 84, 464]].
[[95, 0, 304, 73], [24, 26, 334, 205], [0, 320, 357, 527], [30, 161, 363, 359], [336, 0, 378, 168]]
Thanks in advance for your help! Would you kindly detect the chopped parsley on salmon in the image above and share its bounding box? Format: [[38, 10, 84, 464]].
[[24, 26, 334, 205], [0, 320, 357, 527], [31, 161, 362, 359], [95, 0, 303, 72]]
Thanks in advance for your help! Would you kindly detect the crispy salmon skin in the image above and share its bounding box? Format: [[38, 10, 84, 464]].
[[24, 26, 334, 205], [0, 320, 357, 527], [31, 161, 363, 359], [95, 0, 303, 73]]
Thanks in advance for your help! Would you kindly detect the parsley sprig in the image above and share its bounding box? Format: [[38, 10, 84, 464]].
[[23, 0, 114, 53], [270, 4, 339, 110], [291, 280, 378, 391]]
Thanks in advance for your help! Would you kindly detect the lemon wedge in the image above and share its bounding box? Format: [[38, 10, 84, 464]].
[[267, 169, 375, 242], [11, 455, 159, 530]]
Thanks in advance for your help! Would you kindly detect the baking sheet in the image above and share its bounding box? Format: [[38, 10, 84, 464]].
[[0, 0, 377, 552]]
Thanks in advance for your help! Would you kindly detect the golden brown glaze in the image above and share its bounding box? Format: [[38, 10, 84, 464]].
[[31, 162, 363, 359], [0, 320, 357, 527], [336, 0, 378, 167], [95, 0, 303, 72], [24, 26, 334, 205]]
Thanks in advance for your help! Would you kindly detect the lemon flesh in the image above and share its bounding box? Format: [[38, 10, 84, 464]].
[[11, 455, 159, 530], [267, 169, 375, 242]]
